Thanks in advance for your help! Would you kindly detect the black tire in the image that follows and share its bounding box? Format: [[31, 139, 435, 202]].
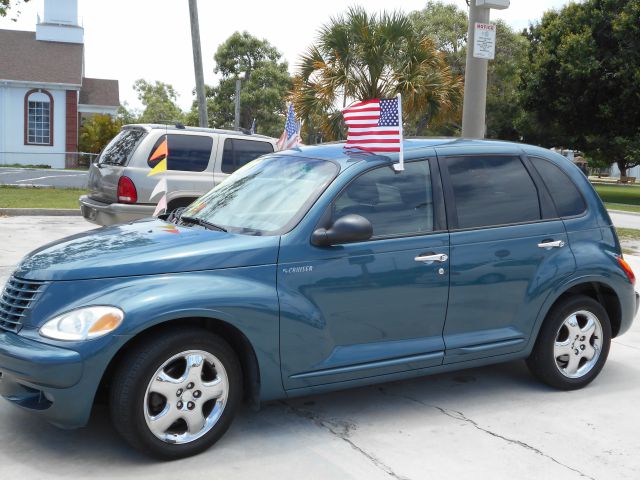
[[167, 198, 197, 213], [527, 294, 611, 390], [109, 327, 242, 459]]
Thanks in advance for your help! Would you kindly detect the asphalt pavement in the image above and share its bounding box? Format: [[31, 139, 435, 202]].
[[0, 216, 639, 479], [0, 167, 88, 189]]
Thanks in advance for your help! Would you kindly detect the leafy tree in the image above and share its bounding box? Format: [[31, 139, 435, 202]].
[[0, 0, 29, 20], [189, 32, 291, 137], [79, 114, 121, 154], [292, 7, 463, 140], [520, 0, 640, 176], [117, 102, 140, 124], [409, 1, 468, 75], [133, 79, 185, 124], [486, 20, 529, 140]]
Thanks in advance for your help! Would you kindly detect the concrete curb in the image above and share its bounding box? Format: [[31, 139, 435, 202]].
[[0, 208, 81, 216]]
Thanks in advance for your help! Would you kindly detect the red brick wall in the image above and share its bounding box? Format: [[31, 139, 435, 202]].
[[65, 90, 78, 168]]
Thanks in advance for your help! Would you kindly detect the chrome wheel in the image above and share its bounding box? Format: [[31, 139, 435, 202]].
[[553, 310, 603, 379], [143, 350, 229, 444]]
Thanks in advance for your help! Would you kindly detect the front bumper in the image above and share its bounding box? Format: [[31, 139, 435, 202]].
[[79, 195, 154, 226], [0, 331, 92, 429]]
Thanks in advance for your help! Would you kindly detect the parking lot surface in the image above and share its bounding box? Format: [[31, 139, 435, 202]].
[[0, 216, 639, 479], [0, 167, 88, 189]]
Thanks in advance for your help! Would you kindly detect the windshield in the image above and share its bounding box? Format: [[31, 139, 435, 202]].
[[180, 155, 338, 235], [98, 128, 146, 166]]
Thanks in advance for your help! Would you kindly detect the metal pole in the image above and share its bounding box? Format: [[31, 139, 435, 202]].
[[234, 79, 241, 130], [188, 0, 208, 128], [461, 3, 490, 139]]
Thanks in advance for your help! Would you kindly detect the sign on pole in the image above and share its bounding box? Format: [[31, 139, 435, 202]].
[[473, 22, 496, 60]]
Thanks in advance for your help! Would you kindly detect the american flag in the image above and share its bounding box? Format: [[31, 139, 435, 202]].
[[276, 104, 301, 151], [343, 97, 403, 153]]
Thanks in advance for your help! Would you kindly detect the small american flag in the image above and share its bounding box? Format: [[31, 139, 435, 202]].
[[276, 104, 302, 151], [343, 97, 403, 153]]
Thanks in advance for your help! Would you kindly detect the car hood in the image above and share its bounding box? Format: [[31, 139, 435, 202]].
[[14, 218, 280, 281]]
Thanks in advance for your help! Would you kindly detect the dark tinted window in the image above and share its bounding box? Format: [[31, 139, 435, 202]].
[[99, 129, 146, 166], [147, 134, 212, 172], [332, 161, 434, 237], [221, 138, 274, 173], [532, 158, 586, 217], [447, 156, 541, 229]]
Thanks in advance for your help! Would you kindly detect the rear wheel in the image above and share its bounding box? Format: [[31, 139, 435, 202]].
[[527, 295, 611, 390], [109, 328, 242, 459]]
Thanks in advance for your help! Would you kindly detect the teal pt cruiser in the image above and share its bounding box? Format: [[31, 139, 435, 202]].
[[0, 139, 637, 459]]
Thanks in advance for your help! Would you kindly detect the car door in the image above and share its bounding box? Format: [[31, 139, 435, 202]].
[[278, 158, 450, 390], [437, 151, 577, 363]]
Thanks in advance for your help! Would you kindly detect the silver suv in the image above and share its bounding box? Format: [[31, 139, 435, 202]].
[[80, 124, 277, 226]]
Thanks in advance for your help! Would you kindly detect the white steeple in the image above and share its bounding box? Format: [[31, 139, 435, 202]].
[[36, 0, 84, 44]]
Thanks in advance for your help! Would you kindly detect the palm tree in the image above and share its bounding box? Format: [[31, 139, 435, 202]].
[[291, 7, 464, 141]]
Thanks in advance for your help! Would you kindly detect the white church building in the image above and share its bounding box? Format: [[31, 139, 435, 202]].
[[0, 0, 119, 168]]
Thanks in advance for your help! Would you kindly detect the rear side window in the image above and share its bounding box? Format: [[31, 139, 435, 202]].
[[332, 160, 434, 237], [147, 134, 213, 172], [446, 156, 541, 229], [221, 138, 274, 173], [99, 129, 146, 166], [532, 158, 586, 217]]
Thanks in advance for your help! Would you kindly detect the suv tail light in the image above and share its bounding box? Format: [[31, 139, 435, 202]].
[[617, 256, 636, 285], [117, 176, 138, 204]]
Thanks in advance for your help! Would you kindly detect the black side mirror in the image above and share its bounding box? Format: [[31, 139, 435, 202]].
[[311, 214, 373, 247]]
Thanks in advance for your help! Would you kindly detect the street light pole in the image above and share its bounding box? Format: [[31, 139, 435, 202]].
[[461, 1, 510, 139], [461, 3, 491, 139], [188, 0, 208, 128]]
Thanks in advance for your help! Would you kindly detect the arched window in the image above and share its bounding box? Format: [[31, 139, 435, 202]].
[[24, 89, 54, 146]]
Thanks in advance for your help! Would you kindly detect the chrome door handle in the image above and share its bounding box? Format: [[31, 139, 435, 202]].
[[537, 240, 565, 249], [415, 253, 449, 263]]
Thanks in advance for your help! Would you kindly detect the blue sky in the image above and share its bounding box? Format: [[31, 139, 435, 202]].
[[1, 0, 576, 110]]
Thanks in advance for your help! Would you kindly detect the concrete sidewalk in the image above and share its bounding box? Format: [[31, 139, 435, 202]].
[[0, 216, 639, 479]]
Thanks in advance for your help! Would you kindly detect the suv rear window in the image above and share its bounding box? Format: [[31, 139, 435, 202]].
[[147, 134, 213, 172], [532, 158, 587, 217], [99, 129, 146, 166], [446, 156, 541, 229], [221, 138, 274, 173]]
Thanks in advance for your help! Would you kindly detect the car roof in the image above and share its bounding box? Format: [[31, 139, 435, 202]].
[[122, 123, 275, 141], [279, 138, 530, 169]]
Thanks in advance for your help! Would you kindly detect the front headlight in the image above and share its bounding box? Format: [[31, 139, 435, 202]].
[[39, 306, 124, 341]]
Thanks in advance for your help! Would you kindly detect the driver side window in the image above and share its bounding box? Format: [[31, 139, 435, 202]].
[[332, 160, 434, 238]]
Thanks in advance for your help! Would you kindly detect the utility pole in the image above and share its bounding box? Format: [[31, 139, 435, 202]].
[[188, 0, 208, 128], [234, 79, 241, 130], [461, 0, 510, 139]]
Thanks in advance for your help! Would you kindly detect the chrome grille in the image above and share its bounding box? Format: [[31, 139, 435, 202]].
[[0, 276, 46, 333]]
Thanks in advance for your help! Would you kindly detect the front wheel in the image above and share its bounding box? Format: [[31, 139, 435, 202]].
[[527, 295, 612, 390], [109, 328, 242, 459]]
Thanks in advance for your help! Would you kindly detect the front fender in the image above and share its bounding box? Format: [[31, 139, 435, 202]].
[[22, 265, 284, 403]]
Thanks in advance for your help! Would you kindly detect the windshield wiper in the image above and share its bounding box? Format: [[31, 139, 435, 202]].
[[179, 215, 228, 232]]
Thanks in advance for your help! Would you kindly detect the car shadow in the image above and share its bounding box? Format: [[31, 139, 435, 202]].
[[0, 359, 632, 475]]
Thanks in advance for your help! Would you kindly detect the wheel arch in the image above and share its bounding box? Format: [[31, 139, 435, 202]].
[[537, 280, 622, 339], [166, 196, 199, 212], [97, 316, 261, 410]]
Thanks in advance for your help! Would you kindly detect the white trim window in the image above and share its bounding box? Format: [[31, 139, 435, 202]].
[[27, 91, 52, 145]]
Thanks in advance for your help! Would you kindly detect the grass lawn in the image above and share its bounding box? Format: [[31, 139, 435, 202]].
[[604, 203, 640, 213], [616, 227, 640, 241], [0, 186, 85, 209], [0, 163, 52, 169], [594, 184, 640, 206]]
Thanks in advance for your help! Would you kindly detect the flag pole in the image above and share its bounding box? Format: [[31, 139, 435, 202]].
[[393, 93, 404, 172]]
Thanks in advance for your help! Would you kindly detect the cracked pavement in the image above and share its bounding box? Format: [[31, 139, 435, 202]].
[[0, 216, 639, 479]]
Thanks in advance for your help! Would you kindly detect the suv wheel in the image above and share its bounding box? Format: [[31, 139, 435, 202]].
[[527, 295, 611, 390], [109, 328, 242, 459]]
